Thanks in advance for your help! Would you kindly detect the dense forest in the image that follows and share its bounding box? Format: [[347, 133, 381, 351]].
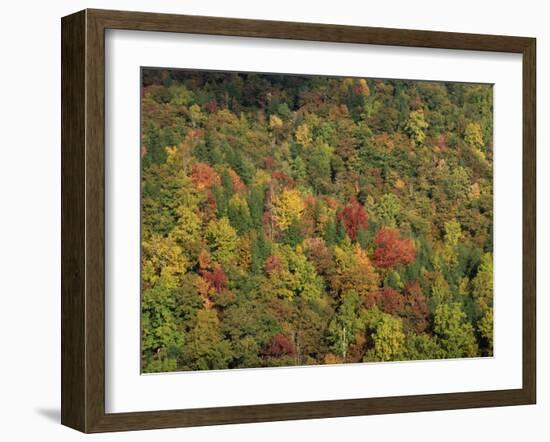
[[140, 69, 494, 373]]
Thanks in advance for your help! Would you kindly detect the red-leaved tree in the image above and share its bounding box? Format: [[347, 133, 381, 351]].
[[337, 199, 369, 241], [378, 287, 405, 314], [363, 287, 404, 315], [204, 98, 218, 114], [403, 282, 429, 333], [263, 334, 295, 358], [202, 264, 228, 293], [372, 227, 416, 269]]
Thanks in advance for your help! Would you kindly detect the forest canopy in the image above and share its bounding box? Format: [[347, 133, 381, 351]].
[[140, 69, 493, 373]]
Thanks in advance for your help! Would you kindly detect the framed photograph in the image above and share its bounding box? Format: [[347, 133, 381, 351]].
[[61, 9, 536, 433]]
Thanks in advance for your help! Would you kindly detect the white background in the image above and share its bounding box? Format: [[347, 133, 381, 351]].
[[106, 30, 522, 413], [0, 0, 547, 440]]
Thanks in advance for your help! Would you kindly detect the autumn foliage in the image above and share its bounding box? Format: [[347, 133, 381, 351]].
[[265, 255, 283, 275], [202, 264, 228, 293], [337, 199, 369, 241], [372, 227, 416, 269], [403, 282, 430, 333], [191, 162, 220, 189], [363, 287, 404, 315], [228, 168, 246, 193], [263, 334, 296, 357], [140, 69, 494, 373]]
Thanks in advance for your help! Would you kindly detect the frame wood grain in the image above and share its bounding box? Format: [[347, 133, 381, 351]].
[[61, 8, 536, 433]]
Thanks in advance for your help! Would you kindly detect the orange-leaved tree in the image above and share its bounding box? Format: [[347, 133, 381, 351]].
[[372, 227, 416, 269]]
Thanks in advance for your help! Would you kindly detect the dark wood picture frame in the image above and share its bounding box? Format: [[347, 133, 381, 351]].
[[61, 8, 536, 433]]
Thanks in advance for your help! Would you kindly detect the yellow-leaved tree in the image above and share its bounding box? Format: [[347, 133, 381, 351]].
[[272, 188, 305, 231]]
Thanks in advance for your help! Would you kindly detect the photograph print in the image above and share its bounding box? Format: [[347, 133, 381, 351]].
[[140, 68, 494, 374]]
